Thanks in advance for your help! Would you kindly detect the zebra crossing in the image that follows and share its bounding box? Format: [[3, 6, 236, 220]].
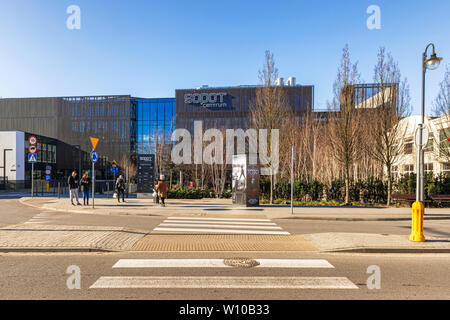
[[24, 211, 55, 225], [90, 258, 359, 289], [151, 216, 290, 235]]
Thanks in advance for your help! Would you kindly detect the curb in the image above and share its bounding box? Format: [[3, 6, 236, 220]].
[[278, 216, 450, 222], [0, 247, 114, 253], [324, 247, 450, 254]]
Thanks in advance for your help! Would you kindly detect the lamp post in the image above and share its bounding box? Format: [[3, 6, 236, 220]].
[[411, 43, 443, 242], [418, 44, 443, 202]]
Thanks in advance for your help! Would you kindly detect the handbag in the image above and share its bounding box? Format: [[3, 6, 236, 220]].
[[113, 192, 117, 199]]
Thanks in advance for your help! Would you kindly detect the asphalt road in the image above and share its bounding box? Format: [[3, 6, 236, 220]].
[[0, 251, 449, 300], [1, 198, 450, 300]]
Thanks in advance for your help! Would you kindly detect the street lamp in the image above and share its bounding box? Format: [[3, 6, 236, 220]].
[[418, 44, 443, 202], [411, 43, 443, 242]]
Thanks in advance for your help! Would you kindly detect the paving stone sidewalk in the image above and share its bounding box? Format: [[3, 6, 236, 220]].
[[0, 224, 147, 252]]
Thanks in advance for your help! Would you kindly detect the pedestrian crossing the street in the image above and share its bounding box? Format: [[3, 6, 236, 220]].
[[151, 216, 291, 235], [90, 258, 359, 289]]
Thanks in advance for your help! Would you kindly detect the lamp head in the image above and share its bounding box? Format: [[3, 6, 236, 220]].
[[425, 53, 443, 70]]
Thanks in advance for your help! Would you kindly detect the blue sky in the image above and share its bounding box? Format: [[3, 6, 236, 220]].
[[0, 0, 449, 115]]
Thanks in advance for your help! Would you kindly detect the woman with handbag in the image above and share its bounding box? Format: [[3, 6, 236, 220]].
[[155, 175, 169, 207]]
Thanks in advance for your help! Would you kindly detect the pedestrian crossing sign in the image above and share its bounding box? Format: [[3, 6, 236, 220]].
[[28, 153, 37, 163]]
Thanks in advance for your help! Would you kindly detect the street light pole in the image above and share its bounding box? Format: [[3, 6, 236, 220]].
[[417, 43, 443, 203], [411, 43, 443, 243]]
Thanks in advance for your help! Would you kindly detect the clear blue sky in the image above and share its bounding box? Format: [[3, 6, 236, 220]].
[[0, 0, 449, 115]]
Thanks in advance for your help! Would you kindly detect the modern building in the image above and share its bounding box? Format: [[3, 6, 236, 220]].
[[176, 81, 314, 132], [392, 114, 450, 178], [0, 95, 175, 180], [0, 130, 90, 189]]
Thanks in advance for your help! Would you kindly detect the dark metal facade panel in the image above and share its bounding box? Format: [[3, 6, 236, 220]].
[[175, 86, 314, 131]]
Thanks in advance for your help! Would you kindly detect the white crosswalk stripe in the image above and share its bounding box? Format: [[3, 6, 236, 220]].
[[112, 259, 335, 268], [90, 259, 358, 289], [90, 276, 358, 289], [152, 216, 290, 235], [24, 212, 54, 225]]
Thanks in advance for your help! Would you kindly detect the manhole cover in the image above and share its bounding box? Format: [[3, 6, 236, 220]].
[[223, 258, 260, 268]]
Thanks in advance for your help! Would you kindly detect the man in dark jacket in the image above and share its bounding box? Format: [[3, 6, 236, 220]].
[[68, 171, 81, 206], [115, 175, 126, 203]]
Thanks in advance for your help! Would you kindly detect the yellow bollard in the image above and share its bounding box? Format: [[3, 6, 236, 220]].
[[46, 183, 49, 193], [409, 201, 425, 242]]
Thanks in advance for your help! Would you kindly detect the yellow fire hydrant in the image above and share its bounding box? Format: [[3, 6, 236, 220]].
[[409, 201, 425, 242]]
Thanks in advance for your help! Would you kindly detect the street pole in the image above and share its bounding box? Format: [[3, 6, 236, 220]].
[[31, 163, 34, 197], [291, 146, 294, 215], [92, 159, 95, 209], [411, 43, 443, 242]]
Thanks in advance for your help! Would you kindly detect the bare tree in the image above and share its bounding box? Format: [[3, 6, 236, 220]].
[[364, 47, 411, 206], [250, 50, 291, 204], [433, 64, 450, 164], [327, 45, 362, 205], [119, 154, 137, 181]]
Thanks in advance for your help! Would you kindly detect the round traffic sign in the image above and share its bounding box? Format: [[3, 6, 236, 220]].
[[45, 169, 51, 175], [28, 136, 37, 145], [91, 150, 98, 163], [28, 145, 37, 154]]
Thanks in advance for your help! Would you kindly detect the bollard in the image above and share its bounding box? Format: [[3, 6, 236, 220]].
[[410, 201, 425, 242], [58, 182, 61, 199]]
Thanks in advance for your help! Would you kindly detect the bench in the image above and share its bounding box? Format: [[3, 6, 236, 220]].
[[391, 194, 432, 207], [432, 194, 450, 207]]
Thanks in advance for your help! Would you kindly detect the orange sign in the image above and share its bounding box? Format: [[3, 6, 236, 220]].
[[90, 137, 99, 150]]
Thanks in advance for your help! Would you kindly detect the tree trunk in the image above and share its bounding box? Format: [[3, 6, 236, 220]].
[[270, 172, 274, 204], [387, 166, 392, 206], [345, 161, 350, 205]]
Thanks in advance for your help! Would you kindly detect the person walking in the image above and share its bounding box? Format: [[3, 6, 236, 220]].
[[68, 171, 81, 206], [115, 175, 126, 203], [80, 173, 91, 206], [155, 174, 169, 207]]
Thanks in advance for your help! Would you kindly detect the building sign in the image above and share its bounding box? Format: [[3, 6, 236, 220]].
[[232, 154, 247, 205], [246, 164, 260, 207], [184, 92, 228, 108], [137, 154, 155, 193]]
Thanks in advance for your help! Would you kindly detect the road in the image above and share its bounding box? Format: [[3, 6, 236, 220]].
[[0, 198, 449, 300], [1, 251, 449, 299]]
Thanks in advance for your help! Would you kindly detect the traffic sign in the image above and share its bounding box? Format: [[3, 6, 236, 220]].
[[28, 136, 37, 145], [90, 137, 99, 150], [28, 154, 37, 163], [415, 125, 429, 147], [110, 166, 119, 173], [112, 160, 118, 167], [45, 175, 51, 182], [28, 145, 37, 154], [45, 169, 51, 175], [91, 150, 98, 163], [45, 165, 52, 170]]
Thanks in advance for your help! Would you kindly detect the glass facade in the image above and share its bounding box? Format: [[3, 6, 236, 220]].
[[135, 98, 175, 155]]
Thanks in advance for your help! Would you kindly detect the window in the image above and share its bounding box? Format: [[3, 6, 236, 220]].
[[443, 163, 450, 175], [403, 164, 414, 174], [424, 163, 433, 174], [404, 140, 413, 154], [439, 129, 450, 156], [424, 137, 434, 152]]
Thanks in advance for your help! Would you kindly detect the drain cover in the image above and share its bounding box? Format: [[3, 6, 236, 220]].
[[223, 258, 260, 268]]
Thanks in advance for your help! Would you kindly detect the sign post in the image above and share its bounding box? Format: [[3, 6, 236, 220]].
[[28, 136, 37, 198], [90, 137, 99, 209], [291, 146, 294, 215]]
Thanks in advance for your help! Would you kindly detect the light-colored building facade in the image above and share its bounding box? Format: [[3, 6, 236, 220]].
[[392, 115, 450, 178]]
